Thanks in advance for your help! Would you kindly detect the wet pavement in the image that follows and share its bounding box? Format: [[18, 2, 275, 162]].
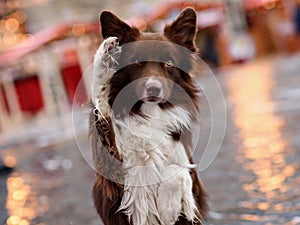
[[1, 54, 300, 225], [204, 55, 300, 225]]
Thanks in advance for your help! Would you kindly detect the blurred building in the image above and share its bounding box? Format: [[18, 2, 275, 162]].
[[0, 0, 154, 139], [0, 0, 299, 141], [244, 0, 300, 55]]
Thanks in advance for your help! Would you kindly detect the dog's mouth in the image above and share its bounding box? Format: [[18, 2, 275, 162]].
[[142, 96, 164, 103]]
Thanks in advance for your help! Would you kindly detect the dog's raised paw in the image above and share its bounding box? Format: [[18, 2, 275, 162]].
[[104, 37, 120, 54], [92, 37, 121, 117], [99, 37, 121, 69]]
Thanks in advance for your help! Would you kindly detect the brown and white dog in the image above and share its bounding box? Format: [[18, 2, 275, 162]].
[[89, 8, 208, 225]]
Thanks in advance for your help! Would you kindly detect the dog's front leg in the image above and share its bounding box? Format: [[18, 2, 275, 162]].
[[91, 36, 123, 176], [91, 36, 121, 117], [157, 165, 198, 225]]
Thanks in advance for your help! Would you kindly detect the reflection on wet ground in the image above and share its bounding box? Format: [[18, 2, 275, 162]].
[[205, 56, 300, 225], [6, 173, 47, 225], [0, 141, 100, 225], [0, 55, 300, 225]]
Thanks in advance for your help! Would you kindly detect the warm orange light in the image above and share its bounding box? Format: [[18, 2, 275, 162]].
[[132, 18, 147, 31], [78, 35, 91, 47], [35, 0, 49, 5], [21, 208, 36, 219], [240, 214, 260, 221], [3, 155, 17, 168], [12, 10, 27, 24], [19, 220, 30, 225], [6, 173, 48, 224], [72, 23, 85, 36], [3, 32, 17, 45], [17, 33, 28, 42], [265, 191, 276, 198], [7, 215, 21, 225], [283, 165, 295, 177], [7, 0, 21, 9], [182, 2, 195, 9], [22, 34, 35, 47], [228, 60, 295, 209], [275, 0, 284, 8], [274, 203, 283, 211], [264, 1, 275, 10], [12, 190, 27, 201], [257, 6, 268, 14], [7, 177, 24, 188], [5, 18, 19, 32], [0, 20, 6, 33]]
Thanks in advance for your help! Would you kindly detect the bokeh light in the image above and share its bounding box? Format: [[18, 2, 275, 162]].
[[5, 18, 20, 32], [72, 23, 86, 36]]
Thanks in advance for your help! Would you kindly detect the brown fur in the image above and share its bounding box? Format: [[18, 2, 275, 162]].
[[90, 8, 208, 225]]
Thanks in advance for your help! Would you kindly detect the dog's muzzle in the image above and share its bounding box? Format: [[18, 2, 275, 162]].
[[143, 78, 163, 102]]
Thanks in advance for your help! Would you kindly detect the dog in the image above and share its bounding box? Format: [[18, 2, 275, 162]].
[[89, 7, 208, 225]]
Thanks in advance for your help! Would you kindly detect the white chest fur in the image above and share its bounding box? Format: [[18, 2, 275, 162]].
[[113, 104, 198, 225]]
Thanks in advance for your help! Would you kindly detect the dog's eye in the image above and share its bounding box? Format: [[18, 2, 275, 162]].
[[165, 60, 174, 67]]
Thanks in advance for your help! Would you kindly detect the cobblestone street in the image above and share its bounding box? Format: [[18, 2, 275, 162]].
[[1, 53, 300, 225]]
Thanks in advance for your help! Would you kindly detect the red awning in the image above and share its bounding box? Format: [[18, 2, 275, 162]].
[[144, 1, 223, 26], [0, 1, 223, 68], [0, 22, 98, 68], [243, 0, 279, 10]]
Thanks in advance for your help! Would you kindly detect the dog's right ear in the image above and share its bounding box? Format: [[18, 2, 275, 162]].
[[100, 11, 140, 45]]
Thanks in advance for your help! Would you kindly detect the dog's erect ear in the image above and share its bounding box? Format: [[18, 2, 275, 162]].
[[164, 8, 198, 52], [100, 11, 140, 45]]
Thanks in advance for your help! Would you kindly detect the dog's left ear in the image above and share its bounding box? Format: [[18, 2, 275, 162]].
[[164, 8, 198, 52], [100, 11, 140, 45]]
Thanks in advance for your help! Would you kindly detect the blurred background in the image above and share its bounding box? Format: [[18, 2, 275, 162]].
[[0, 0, 300, 224]]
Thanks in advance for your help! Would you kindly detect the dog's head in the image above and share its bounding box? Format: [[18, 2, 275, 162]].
[[100, 8, 199, 118]]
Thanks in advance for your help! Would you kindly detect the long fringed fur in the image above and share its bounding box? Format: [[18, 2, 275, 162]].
[[90, 8, 208, 225]]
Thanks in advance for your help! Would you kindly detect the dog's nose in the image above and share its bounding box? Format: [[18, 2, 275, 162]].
[[146, 86, 161, 97], [144, 78, 163, 100]]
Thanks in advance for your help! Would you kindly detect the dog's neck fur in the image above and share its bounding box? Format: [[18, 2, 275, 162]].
[[114, 104, 191, 166], [112, 104, 197, 225]]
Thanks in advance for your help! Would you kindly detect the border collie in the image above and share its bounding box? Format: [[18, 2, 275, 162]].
[[89, 8, 208, 225]]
